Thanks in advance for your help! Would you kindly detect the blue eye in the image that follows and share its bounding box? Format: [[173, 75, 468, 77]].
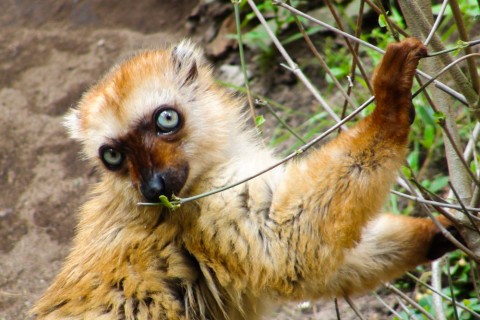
[[100, 146, 124, 170], [155, 108, 181, 134]]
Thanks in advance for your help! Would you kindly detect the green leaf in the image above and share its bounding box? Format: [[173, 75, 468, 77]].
[[407, 143, 420, 173], [416, 105, 435, 127], [422, 125, 435, 148], [329, 67, 349, 80], [471, 160, 477, 173], [378, 14, 387, 28], [428, 176, 449, 193], [255, 115, 266, 127], [433, 111, 446, 124], [402, 165, 412, 179]]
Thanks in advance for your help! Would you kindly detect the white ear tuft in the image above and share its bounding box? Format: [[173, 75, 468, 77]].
[[171, 39, 205, 85], [63, 109, 83, 140]]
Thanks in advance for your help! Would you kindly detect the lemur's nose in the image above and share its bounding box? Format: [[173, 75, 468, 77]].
[[140, 173, 165, 203]]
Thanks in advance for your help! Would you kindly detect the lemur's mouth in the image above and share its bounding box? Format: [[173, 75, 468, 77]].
[[138, 164, 189, 203]]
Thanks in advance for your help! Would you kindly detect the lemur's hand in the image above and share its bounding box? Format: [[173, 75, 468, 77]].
[[371, 38, 428, 139], [427, 215, 466, 261], [373, 38, 427, 95]]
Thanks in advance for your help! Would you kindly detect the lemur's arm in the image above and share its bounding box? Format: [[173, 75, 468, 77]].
[[183, 39, 457, 300], [273, 38, 426, 251]]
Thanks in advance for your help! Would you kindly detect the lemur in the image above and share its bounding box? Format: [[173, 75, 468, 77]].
[[33, 38, 461, 319]]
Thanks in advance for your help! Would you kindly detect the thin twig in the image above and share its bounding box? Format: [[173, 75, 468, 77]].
[[394, 295, 419, 320], [274, 1, 382, 53], [406, 178, 480, 226], [216, 80, 301, 115], [406, 272, 480, 318], [337, 0, 367, 134], [247, 0, 344, 126], [440, 119, 480, 189], [287, 0, 359, 111], [424, 0, 449, 46], [468, 258, 480, 302], [324, 0, 373, 94], [426, 39, 480, 57], [449, 182, 480, 235], [233, 1, 257, 126], [343, 296, 367, 320], [446, 258, 460, 320], [373, 293, 403, 319], [138, 98, 373, 207], [363, 0, 409, 37], [391, 190, 480, 213], [373, 0, 399, 40], [334, 298, 341, 320], [413, 54, 480, 106], [384, 283, 435, 320], [257, 99, 306, 143], [465, 122, 480, 165]]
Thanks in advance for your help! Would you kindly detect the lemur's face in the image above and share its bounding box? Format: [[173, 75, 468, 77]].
[[65, 41, 236, 203], [95, 103, 190, 203]]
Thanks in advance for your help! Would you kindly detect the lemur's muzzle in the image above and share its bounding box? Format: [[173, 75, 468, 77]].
[[138, 165, 189, 203]]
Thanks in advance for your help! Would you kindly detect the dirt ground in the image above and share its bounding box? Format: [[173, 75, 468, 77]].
[[0, 1, 393, 319]]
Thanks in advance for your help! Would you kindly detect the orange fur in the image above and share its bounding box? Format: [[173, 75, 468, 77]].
[[33, 38, 459, 319]]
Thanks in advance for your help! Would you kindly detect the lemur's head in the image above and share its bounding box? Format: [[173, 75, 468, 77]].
[[66, 40, 243, 203]]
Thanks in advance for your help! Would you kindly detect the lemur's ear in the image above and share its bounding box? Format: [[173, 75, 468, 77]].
[[64, 108, 83, 141], [171, 39, 204, 86]]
